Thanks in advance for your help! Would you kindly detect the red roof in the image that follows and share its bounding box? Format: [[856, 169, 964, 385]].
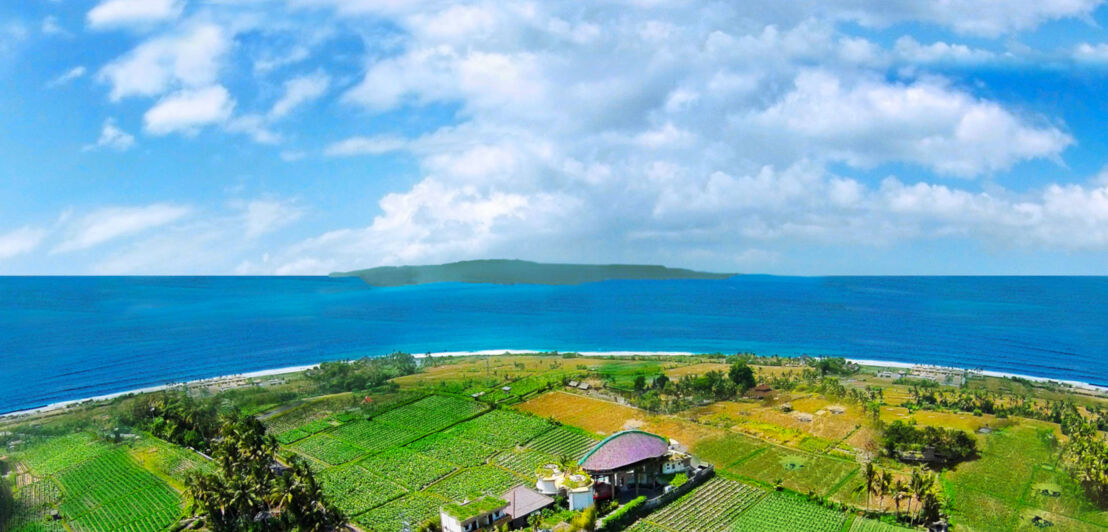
[[578, 430, 669, 471]]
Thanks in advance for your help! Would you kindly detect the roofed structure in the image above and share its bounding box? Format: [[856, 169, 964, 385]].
[[503, 485, 554, 526], [578, 430, 669, 472]]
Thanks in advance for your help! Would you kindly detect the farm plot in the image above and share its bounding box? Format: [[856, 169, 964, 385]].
[[14, 433, 110, 477], [373, 394, 487, 434], [406, 430, 498, 468], [730, 493, 846, 532], [692, 433, 766, 467], [276, 428, 311, 445], [361, 447, 456, 490], [354, 492, 448, 532], [317, 464, 406, 516], [262, 394, 359, 434], [131, 436, 213, 483], [7, 480, 65, 532], [328, 420, 422, 454], [849, 518, 914, 532], [637, 477, 764, 532], [493, 448, 558, 477], [725, 446, 857, 496], [453, 410, 552, 448], [288, 434, 366, 465], [525, 426, 599, 459], [51, 449, 181, 532], [425, 466, 522, 502]]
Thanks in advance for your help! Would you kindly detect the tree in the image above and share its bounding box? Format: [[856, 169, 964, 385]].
[[569, 506, 596, 531], [633, 375, 646, 392], [0, 473, 13, 530], [862, 462, 877, 511], [187, 413, 344, 531], [653, 374, 670, 391], [728, 362, 756, 394], [893, 479, 907, 519]]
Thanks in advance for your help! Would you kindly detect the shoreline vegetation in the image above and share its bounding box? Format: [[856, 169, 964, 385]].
[[3, 350, 1104, 420], [330, 259, 736, 286]]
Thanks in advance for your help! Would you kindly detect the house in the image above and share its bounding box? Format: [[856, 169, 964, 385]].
[[577, 382, 590, 390], [748, 384, 773, 399], [568, 380, 579, 387], [502, 485, 554, 528], [440, 496, 510, 532], [578, 430, 672, 500], [534, 463, 595, 510]]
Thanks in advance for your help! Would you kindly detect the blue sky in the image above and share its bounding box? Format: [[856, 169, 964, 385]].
[[2, 0, 1108, 274]]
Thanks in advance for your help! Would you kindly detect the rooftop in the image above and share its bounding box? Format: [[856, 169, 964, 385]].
[[503, 485, 554, 518], [578, 430, 669, 472], [441, 496, 509, 522]]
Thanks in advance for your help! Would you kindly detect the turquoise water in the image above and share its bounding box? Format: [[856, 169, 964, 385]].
[[1, 276, 1106, 414]]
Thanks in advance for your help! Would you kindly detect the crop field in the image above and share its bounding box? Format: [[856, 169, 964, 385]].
[[1027, 466, 1108, 528], [289, 434, 366, 465], [328, 420, 421, 454], [725, 446, 857, 495], [493, 448, 558, 476], [849, 518, 913, 531], [405, 430, 498, 467], [263, 394, 361, 433], [452, 409, 552, 448], [517, 391, 643, 435], [299, 418, 337, 434], [692, 433, 766, 467], [276, 428, 311, 444], [373, 394, 487, 434], [354, 491, 448, 532], [425, 466, 522, 502], [317, 464, 406, 515], [525, 426, 599, 459], [7, 480, 65, 532], [361, 447, 456, 490], [730, 493, 846, 532], [131, 436, 214, 484], [635, 477, 764, 531], [14, 433, 110, 477]]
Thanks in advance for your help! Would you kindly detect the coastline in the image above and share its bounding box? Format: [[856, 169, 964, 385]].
[[3, 350, 1104, 419]]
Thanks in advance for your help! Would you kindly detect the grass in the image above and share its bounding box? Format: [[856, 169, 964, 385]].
[[692, 433, 767, 467]]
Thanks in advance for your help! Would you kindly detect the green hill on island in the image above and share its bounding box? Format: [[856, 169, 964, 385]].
[[330, 259, 735, 286]]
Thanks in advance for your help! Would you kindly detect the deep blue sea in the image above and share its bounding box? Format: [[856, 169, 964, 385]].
[[1, 276, 1106, 414]]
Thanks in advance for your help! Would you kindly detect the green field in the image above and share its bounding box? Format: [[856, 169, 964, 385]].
[[849, 517, 914, 531], [692, 433, 767, 467], [730, 492, 846, 532], [634, 477, 764, 531], [405, 429, 499, 467], [361, 447, 456, 490], [724, 445, 858, 496], [525, 425, 600, 459]]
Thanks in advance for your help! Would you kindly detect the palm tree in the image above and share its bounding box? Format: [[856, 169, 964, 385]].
[[878, 470, 893, 509], [893, 479, 907, 520], [862, 462, 877, 511], [908, 468, 923, 522]]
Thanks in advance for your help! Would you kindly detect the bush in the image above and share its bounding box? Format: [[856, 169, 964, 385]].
[[601, 496, 646, 530], [670, 473, 688, 489]]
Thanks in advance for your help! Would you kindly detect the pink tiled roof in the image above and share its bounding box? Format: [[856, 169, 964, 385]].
[[578, 430, 669, 471]]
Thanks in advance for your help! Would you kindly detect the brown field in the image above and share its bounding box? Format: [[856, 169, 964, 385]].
[[664, 362, 730, 379], [688, 396, 860, 447], [515, 391, 725, 448]]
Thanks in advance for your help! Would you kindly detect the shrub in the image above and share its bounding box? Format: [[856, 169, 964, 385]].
[[670, 473, 688, 489]]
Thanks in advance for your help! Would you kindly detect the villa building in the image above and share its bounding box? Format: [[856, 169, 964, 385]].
[[439, 496, 510, 532]]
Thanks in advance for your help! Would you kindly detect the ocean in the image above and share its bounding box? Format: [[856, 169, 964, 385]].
[[1, 275, 1106, 414]]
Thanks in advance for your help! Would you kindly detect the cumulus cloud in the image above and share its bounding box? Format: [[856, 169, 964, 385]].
[[98, 23, 228, 100], [144, 85, 234, 135], [1074, 42, 1108, 63], [54, 204, 191, 253], [324, 135, 408, 157], [747, 71, 1072, 176], [893, 37, 997, 65], [87, 0, 184, 30], [84, 118, 136, 151], [0, 227, 47, 260], [825, 0, 1105, 36]]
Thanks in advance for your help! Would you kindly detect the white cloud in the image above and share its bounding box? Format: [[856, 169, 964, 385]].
[[1074, 42, 1108, 63], [0, 227, 47, 260], [241, 199, 304, 238], [98, 23, 228, 100], [226, 114, 280, 144], [893, 37, 996, 64], [144, 85, 234, 135], [747, 71, 1072, 176], [54, 204, 191, 253], [87, 0, 184, 30], [826, 0, 1105, 36], [46, 66, 86, 88], [270, 71, 330, 119], [324, 135, 408, 157], [84, 118, 136, 151]]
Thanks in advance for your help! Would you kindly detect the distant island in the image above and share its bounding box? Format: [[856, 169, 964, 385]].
[[330, 259, 735, 286]]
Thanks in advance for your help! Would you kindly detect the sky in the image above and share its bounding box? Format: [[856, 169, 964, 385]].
[[2, 1, 1108, 275]]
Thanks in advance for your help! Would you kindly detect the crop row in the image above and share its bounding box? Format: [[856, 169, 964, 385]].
[[276, 428, 311, 445], [7, 480, 65, 532], [68, 492, 180, 532], [849, 517, 913, 532], [317, 464, 406, 516], [15, 433, 109, 477], [526, 426, 599, 459], [452, 410, 553, 449], [644, 477, 764, 532], [354, 492, 447, 532], [137, 436, 214, 481], [373, 395, 487, 435], [426, 465, 522, 502], [55, 449, 174, 518], [329, 420, 421, 454], [493, 448, 559, 477], [405, 430, 498, 468], [361, 447, 456, 490], [289, 434, 366, 465], [729, 493, 846, 532]]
